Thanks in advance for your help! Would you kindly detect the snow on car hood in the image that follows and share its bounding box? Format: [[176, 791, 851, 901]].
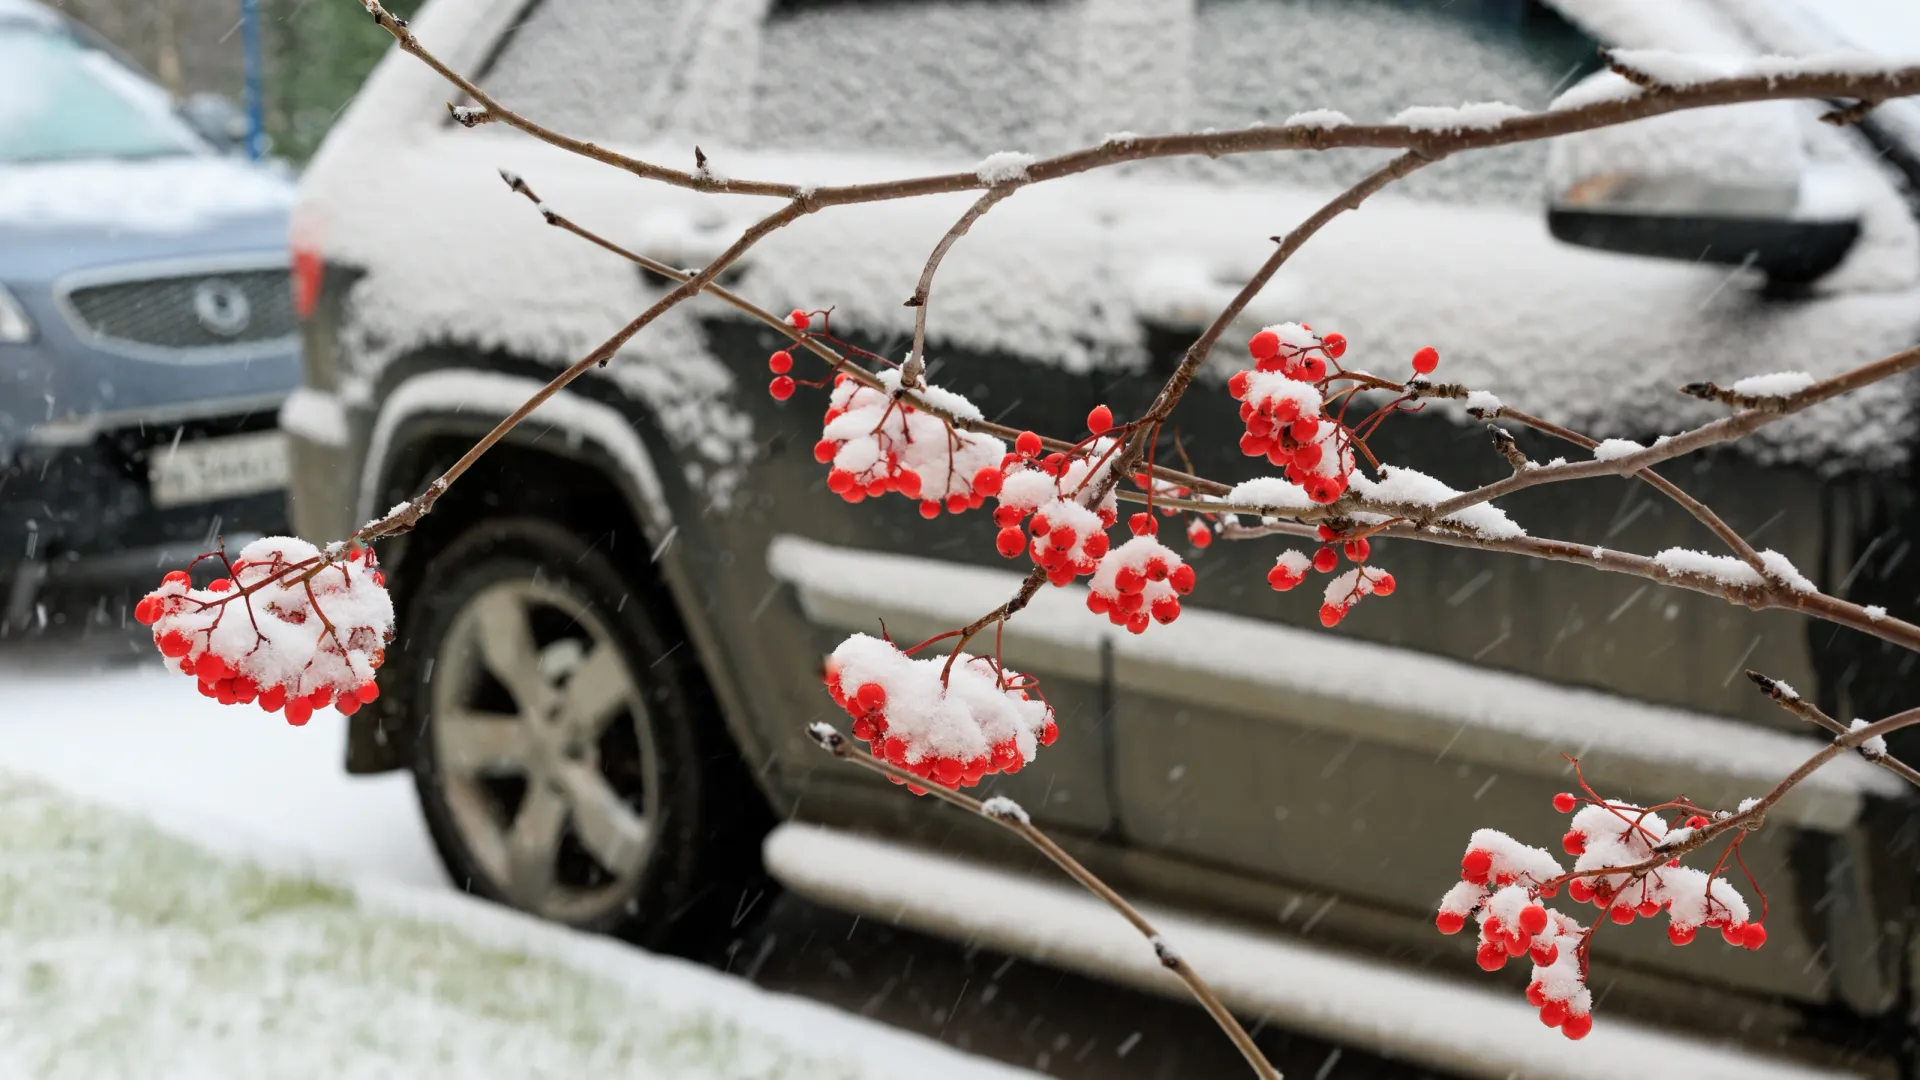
[[0, 154, 293, 234], [303, 126, 1920, 473]]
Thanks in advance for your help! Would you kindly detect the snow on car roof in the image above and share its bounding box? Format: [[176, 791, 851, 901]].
[[303, 0, 1920, 483]]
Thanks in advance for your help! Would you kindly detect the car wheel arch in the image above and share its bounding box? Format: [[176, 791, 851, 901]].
[[346, 366, 776, 800]]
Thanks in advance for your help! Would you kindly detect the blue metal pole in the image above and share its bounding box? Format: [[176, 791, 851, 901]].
[[241, 0, 265, 159]]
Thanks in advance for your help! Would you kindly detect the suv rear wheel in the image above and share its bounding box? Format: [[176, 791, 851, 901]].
[[403, 517, 762, 950]]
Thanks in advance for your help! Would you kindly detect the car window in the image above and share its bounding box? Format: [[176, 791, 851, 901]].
[[481, 0, 1599, 206], [0, 24, 205, 164], [1187, 0, 1602, 204]]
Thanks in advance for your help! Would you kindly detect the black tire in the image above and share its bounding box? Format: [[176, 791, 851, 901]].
[[402, 517, 768, 953]]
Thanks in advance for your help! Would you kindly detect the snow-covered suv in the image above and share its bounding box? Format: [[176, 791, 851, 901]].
[[289, 0, 1920, 1073]]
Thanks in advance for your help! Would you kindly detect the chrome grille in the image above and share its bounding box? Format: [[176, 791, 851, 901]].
[[63, 268, 294, 352]]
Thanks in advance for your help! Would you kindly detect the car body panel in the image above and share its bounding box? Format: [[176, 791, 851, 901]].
[[292, 0, 1920, 1062]]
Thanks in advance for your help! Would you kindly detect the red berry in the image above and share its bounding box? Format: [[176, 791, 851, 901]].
[[1227, 371, 1252, 400], [972, 466, 1003, 497], [1742, 922, 1767, 950], [1168, 564, 1196, 595], [1248, 329, 1280, 360], [1461, 848, 1492, 884], [1562, 830, 1585, 855], [1526, 981, 1546, 1007], [1518, 904, 1548, 935], [1668, 924, 1695, 946], [1187, 521, 1212, 548], [1530, 942, 1558, 966], [769, 376, 795, 400], [768, 350, 793, 374], [813, 439, 838, 464], [1609, 904, 1634, 925], [1435, 911, 1465, 935], [1040, 720, 1059, 746], [1086, 404, 1113, 434], [1552, 792, 1577, 813], [1015, 430, 1042, 458], [283, 698, 313, 726], [1475, 943, 1507, 971], [163, 570, 189, 585], [1343, 538, 1370, 562], [1312, 546, 1338, 573], [1635, 900, 1660, 918], [855, 682, 887, 713], [921, 501, 941, 519], [158, 631, 191, 658], [133, 597, 159, 625], [1129, 513, 1157, 536], [1567, 878, 1593, 903], [789, 309, 811, 329], [1370, 572, 1396, 596], [1411, 346, 1440, 375], [1321, 331, 1347, 359], [208, 578, 232, 593], [1539, 998, 1568, 1028], [1561, 1013, 1592, 1041], [996, 527, 1025, 558]]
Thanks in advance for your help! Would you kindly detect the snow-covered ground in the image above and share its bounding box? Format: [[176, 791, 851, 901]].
[[0, 652, 1037, 1080]]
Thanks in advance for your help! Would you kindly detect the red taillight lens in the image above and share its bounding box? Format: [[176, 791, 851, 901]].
[[292, 242, 322, 321]]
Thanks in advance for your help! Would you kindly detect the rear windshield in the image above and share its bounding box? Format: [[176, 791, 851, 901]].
[[480, 0, 1600, 205], [0, 23, 204, 164]]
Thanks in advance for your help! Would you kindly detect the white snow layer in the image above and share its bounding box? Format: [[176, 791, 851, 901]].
[[0, 155, 293, 233], [0, 775, 1038, 1080], [1731, 371, 1817, 398], [299, 0, 1920, 474], [765, 824, 1853, 1080], [768, 535, 1900, 830], [0, 665, 1037, 1080]]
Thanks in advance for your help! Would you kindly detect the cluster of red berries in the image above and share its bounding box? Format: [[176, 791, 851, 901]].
[[1556, 797, 1765, 948], [139, 538, 394, 726], [825, 633, 1057, 795], [1438, 787, 1769, 1040], [1265, 525, 1394, 625], [814, 371, 1007, 515], [1228, 323, 1352, 505], [1438, 833, 1595, 1040], [1086, 527, 1197, 633], [990, 418, 1121, 586]]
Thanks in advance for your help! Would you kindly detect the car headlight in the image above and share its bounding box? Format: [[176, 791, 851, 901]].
[[0, 284, 33, 343]]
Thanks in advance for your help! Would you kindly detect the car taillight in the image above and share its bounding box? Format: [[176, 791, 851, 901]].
[[292, 241, 322, 321]]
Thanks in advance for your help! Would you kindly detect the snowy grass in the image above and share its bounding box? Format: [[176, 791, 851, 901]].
[[0, 661, 1034, 1080]]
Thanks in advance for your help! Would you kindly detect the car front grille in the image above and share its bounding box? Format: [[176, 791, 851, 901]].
[[63, 267, 294, 353]]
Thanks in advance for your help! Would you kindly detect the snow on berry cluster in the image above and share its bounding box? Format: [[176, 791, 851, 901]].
[[1559, 801, 1758, 947], [1086, 528, 1197, 632], [1265, 525, 1395, 626], [991, 432, 1122, 586], [1437, 791, 1763, 1039], [1229, 323, 1355, 505], [814, 369, 1008, 517], [1437, 830, 1594, 1039], [825, 633, 1057, 793], [136, 537, 393, 726]]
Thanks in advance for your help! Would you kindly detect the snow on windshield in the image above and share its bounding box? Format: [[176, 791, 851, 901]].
[[0, 26, 204, 164]]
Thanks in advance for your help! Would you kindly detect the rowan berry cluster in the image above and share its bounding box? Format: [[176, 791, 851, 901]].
[[990, 428, 1122, 586], [813, 369, 1008, 515], [1266, 525, 1395, 626], [137, 537, 394, 726], [1229, 323, 1355, 505], [1086, 530, 1196, 632], [1436, 787, 1763, 1039], [826, 632, 1057, 794]]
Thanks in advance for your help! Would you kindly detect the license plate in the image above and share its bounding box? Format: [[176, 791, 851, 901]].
[[147, 431, 290, 509]]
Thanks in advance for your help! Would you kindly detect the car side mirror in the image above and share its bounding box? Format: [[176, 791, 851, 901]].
[[1545, 72, 1860, 285], [179, 92, 251, 155]]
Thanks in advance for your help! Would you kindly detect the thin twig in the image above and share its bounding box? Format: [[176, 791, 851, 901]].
[[904, 187, 1018, 388], [1745, 671, 1920, 788], [805, 723, 1281, 1080]]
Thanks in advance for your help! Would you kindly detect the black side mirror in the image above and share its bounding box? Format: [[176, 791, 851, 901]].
[[1546, 206, 1860, 285], [178, 92, 252, 155]]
